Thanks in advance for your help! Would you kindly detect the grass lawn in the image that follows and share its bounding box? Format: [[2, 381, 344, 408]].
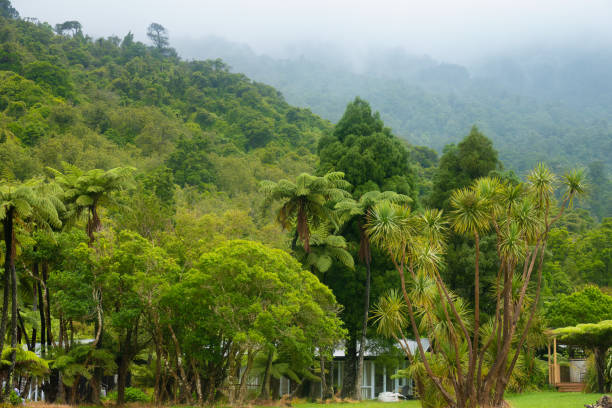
[[505, 391, 603, 408], [287, 391, 605, 408]]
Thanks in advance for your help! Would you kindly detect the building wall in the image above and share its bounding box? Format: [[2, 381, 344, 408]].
[[276, 359, 415, 400], [569, 359, 587, 383]]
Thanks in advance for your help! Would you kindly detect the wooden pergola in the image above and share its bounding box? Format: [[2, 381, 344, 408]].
[[551, 320, 612, 394], [547, 333, 587, 392]]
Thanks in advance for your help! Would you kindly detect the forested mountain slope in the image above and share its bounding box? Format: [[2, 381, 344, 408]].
[[177, 37, 612, 177], [0, 5, 610, 403], [0, 15, 331, 195]]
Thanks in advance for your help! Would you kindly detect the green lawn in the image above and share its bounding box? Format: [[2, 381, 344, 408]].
[[506, 391, 603, 408], [287, 391, 605, 408]]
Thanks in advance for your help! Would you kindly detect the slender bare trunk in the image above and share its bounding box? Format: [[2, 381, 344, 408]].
[[37, 278, 46, 356], [0, 212, 14, 380], [31, 260, 38, 351], [237, 350, 255, 406], [355, 256, 371, 400], [191, 359, 203, 405], [259, 348, 274, 399], [4, 210, 19, 395], [319, 353, 327, 400], [42, 262, 52, 348]]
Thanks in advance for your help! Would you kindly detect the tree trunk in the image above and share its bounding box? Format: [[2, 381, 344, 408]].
[[355, 256, 371, 400], [17, 309, 31, 350], [117, 352, 130, 406], [329, 356, 334, 397], [466, 231, 481, 404], [291, 230, 299, 251], [341, 337, 357, 398], [37, 279, 46, 356], [56, 372, 65, 404], [7, 212, 19, 394], [31, 260, 38, 351], [87, 204, 101, 245], [259, 348, 274, 400], [42, 262, 52, 348], [320, 352, 333, 400], [70, 374, 80, 404], [0, 212, 14, 381], [237, 350, 255, 406], [191, 359, 203, 405], [594, 347, 606, 394], [168, 324, 191, 403], [89, 287, 103, 405], [69, 319, 74, 349], [154, 343, 162, 403]]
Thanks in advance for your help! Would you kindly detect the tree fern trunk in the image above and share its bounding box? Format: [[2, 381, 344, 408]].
[[0, 212, 14, 376], [7, 219, 19, 393]]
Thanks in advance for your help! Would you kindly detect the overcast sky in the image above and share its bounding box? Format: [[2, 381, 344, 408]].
[[12, 0, 612, 63]]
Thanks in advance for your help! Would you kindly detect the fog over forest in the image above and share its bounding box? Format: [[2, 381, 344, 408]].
[[14, 0, 612, 64], [13, 0, 612, 179]]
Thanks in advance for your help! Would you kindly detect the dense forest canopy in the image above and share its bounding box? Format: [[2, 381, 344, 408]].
[[177, 37, 612, 215], [0, 1, 611, 406]]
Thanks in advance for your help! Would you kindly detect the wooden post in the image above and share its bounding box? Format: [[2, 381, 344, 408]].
[[547, 341, 552, 385], [553, 337, 559, 384]]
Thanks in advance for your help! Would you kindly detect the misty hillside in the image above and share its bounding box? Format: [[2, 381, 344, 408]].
[[0, 16, 336, 195], [176, 37, 612, 176], [1, 3, 612, 407]]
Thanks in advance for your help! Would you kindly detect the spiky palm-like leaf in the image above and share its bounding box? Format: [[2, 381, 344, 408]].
[[562, 168, 587, 208], [419, 208, 447, 247], [450, 187, 490, 236], [473, 177, 503, 217], [366, 202, 416, 252], [527, 163, 556, 209], [510, 197, 541, 242], [371, 289, 409, 339], [498, 222, 526, 263], [260, 172, 350, 252], [48, 164, 135, 241]]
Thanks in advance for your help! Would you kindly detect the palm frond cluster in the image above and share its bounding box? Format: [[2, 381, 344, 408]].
[[0, 165, 134, 396], [366, 164, 585, 408]]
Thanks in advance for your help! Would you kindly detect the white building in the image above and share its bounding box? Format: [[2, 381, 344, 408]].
[[306, 339, 430, 400]]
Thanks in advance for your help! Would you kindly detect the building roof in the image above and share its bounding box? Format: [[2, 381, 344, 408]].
[[332, 338, 430, 358]]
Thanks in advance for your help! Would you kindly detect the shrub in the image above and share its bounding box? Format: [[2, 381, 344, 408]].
[[106, 387, 150, 403], [9, 390, 21, 406]]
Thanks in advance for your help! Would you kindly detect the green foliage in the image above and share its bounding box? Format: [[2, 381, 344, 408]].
[[0, 5, 610, 405], [318, 98, 416, 197], [166, 134, 216, 189], [106, 387, 150, 403], [429, 126, 500, 210], [193, 40, 612, 203], [0, 0, 19, 19], [23, 61, 73, 98], [545, 285, 612, 328], [293, 225, 354, 273], [53, 344, 118, 387], [0, 347, 49, 378], [0, 14, 330, 191], [543, 218, 612, 289], [8, 390, 21, 406], [553, 320, 612, 348], [260, 171, 351, 251], [162, 240, 346, 401]]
